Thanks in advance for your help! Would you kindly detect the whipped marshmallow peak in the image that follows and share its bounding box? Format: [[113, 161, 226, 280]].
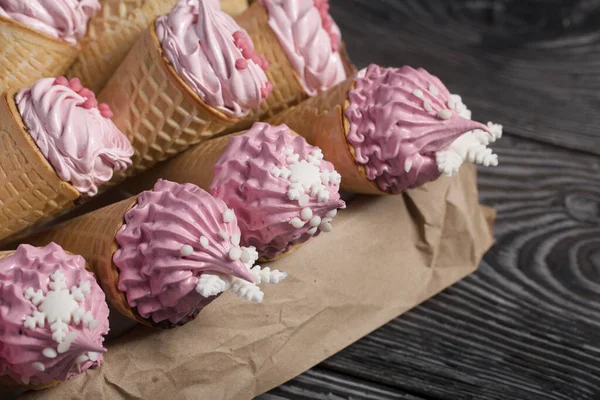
[[0, 0, 100, 45], [155, 0, 272, 117], [113, 179, 286, 325], [260, 0, 347, 96], [0, 243, 109, 386], [210, 122, 346, 260], [15, 77, 133, 197], [346, 64, 503, 194]]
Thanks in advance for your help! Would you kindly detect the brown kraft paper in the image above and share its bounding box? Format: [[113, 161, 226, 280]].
[[17, 164, 494, 400]]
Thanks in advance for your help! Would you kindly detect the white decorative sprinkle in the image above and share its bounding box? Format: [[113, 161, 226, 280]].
[[290, 217, 305, 229], [436, 130, 499, 176], [250, 266, 287, 285], [75, 355, 89, 365], [57, 332, 77, 354], [307, 227, 318, 235], [241, 249, 252, 264], [180, 245, 193, 257], [270, 167, 281, 178], [223, 209, 235, 223], [298, 194, 310, 207], [320, 222, 333, 233], [196, 274, 230, 297], [200, 236, 209, 249], [43, 348, 57, 359], [423, 100, 433, 113], [301, 208, 313, 221], [412, 89, 424, 99], [87, 351, 99, 362], [23, 271, 93, 348], [229, 247, 242, 261], [310, 216, 321, 227], [487, 122, 503, 141], [231, 234, 241, 246], [32, 362, 45, 372], [21, 376, 29, 385], [231, 281, 264, 303], [405, 160, 413, 173], [326, 209, 338, 219], [218, 231, 229, 241], [429, 84, 439, 96], [241, 246, 259, 265], [438, 109, 452, 120], [321, 217, 333, 224]]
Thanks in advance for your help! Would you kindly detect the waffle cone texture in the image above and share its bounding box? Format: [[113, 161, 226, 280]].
[[0, 16, 78, 94], [268, 77, 385, 195], [97, 23, 240, 184], [225, 2, 357, 133], [67, 0, 179, 93], [220, 0, 249, 16], [0, 92, 80, 244]]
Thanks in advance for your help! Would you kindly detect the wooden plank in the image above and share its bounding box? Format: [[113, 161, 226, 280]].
[[330, 0, 600, 155], [256, 368, 428, 400], [266, 134, 600, 399]]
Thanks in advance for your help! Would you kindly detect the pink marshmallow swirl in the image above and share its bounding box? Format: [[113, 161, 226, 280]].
[[155, 0, 272, 118], [260, 0, 347, 96], [345, 64, 494, 194], [0, 0, 100, 45], [15, 77, 133, 197], [0, 243, 109, 386], [210, 122, 345, 260], [113, 179, 255, 325]]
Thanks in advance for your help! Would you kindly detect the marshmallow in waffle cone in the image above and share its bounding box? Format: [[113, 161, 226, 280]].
[[97, 22, 250, 183], [0, 16, 78, 95], [0, 244, 109, 389], [67, 0, 179, 93], [225, 1, 356, 133], [0, 77, 133, 245], [120, 123, 346, 262], [28, 180, 287, 328], [269, 65, 504, 195], [221, 0, 249, 16], [0, 91, 79, 244]]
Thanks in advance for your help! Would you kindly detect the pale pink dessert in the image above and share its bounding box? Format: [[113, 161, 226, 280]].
[[0, 243, 109, 387], [211, 122, 345, 260], [260, 0, 347, 96], [0, 0, 100, 44], [346, 64, 503, 193], [15, 77, 133, 196], [155, 0, 272, 117], [113, 179, 286, 327]]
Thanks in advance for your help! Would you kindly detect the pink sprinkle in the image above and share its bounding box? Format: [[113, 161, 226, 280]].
[[69, 78, 83, 93], [54, 76, 69, 86], [232, 31, 246, 47], [78, 88, 95, 99], [261, 81, 273, 99], [98, 103, 113, 119], [235, 58, 249, 70], [256, 55, 269, 71], [241, 47, 253, 60], [82, 98, 98, 109]]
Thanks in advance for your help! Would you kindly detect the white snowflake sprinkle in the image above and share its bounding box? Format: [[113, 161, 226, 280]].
[[23, 271, 97, 348], [231, 234, 241, 246]]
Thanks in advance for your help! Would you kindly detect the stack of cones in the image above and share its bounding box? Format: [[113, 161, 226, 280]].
[[0, 16, 78, 94]]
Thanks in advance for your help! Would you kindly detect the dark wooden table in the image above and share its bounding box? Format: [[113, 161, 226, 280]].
[[260, 1, 600, 399]]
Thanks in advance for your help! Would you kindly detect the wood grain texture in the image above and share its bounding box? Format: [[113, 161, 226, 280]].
[[265, 134, 600, 399], [329, 0, 600, 156]]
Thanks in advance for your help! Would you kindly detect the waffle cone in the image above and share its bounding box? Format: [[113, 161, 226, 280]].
[[67, 0, 179, 93], [97, 24, 240, 184], [0, 16, 78, 94], [224, 2, 356, 134], [26, 198, 153, 326], [221, 0, 249, 16], [0, 92, 80, 244], [268, 77, 385, 195]]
